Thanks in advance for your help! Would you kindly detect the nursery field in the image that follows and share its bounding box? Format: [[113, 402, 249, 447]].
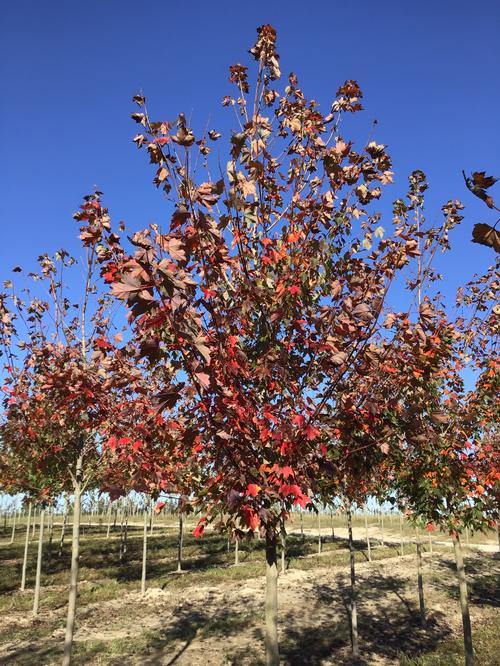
[[0, 514, 499, 665]]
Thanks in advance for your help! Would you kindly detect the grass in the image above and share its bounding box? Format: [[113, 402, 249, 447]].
[[399, 614, 500, 665], [1, 516, 498, 665]]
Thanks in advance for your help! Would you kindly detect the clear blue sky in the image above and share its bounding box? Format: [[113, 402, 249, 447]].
[[1, 0, 499, 293]]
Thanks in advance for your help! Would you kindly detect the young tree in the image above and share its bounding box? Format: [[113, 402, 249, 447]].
[[88, 25, 467, 664], [0, 203, 145, 664]]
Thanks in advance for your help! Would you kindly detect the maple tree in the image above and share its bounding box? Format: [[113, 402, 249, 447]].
[[1, 23, 496, 666], [389, 258, 499, 666], [89, 25, 471, 664], [0, 199, 148, 664]]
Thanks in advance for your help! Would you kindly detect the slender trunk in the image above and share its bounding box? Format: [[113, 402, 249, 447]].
[[452, 532, 474, 666], [364, 512, 371, 562], [234, 536, 239, 566], [347, 506, 359, 658], [106, 503, 112, 540], [62, 458, 83, 666], [265, 532, 279, 666], [119, 511, 125, 562], [177, 513, 184, 572], [429, 529, 433, 555], [416, 528, 426, 626], [400, 515, 404, 557], [141, 509, 148, 595], [280, 525, 286, 575], [123, 504, 128, 555], [47, 511, 54, 553], [300, 511, 304, 541], [380, 512, 385, 546], [113, 507, 117, 529], [330, 510, 335, 541], [317, 511, 322, 554], [20, 503, 32, 591], [33, 509, 45, 616], [31, 508, 37, 540], [59, 502, 69, 558], [149, 502, 154, 536], [10, 512, 16, 545]]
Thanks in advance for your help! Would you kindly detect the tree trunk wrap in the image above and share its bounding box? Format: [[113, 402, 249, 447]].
[[452, 532, 474, 666], [33, 509, 45, 615], [364, 512, 371, 562], [318, 511, 322, 554], [59, 499, 69, 557], [20, 502, 32, 591], [265, 532, 280, 666], [141, 508, 148, 594], [106, 504, 112, 540], [416, 529, 426, 626], [347, 506, 359, 658], [62, 458, 83, 666], [177, 513, 184, 572]]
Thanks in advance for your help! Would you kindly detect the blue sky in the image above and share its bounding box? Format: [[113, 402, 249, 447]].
[[1, 0, 499, 296]]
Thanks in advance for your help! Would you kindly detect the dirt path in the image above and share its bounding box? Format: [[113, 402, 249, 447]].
[[290, 525, 500, 554], [1, 549, 499, 665]]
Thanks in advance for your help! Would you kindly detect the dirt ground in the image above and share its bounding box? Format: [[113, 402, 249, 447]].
[[1, 545, 499, 666]]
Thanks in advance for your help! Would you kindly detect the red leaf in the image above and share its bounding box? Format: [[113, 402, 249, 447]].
[[306, 424, 320, 440], [295, 494, 311, 509], [246, 483, 261, 497], [278, 466, 294, 479], [154, 501, 166, 514], [193, 523, 205, 538]]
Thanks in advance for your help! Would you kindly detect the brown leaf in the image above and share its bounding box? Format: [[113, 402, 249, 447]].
[[472, 223, 500, 252], [195, 372, 210, 389]]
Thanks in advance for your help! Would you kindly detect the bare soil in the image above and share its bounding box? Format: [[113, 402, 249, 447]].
[[1, 547, 499, 665]]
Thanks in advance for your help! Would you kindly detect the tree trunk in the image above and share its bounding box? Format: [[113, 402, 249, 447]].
[[141, 508, 148, 595], [123, 504, 129, 555], [33, 509, 45, 616], [234, 536, 239, 566], [416, 528, 426, 626], [62, 458, 83, 666], [265, 532, 279, 666], [106, 503, 112, 540], [452, 532, 474, 666], [364, 512, 371, 562], [317, 511, 322, 554], [280, 525, 286, 575], [149, 502, 154, 536], [177, 513, 184, 572], [347, 506, 359, 658], [400, 514, 404, 557], [429, 529, 433, 555], [59, 500, 69, 558], [119, 511, 125, 562], [380, 512, 385, 546], [31, 508, 37, 541], [20, 502, 32, 591], [10, 512, 16, 545], [330, 510, 335, 541], [300, 511, 304, 541]]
